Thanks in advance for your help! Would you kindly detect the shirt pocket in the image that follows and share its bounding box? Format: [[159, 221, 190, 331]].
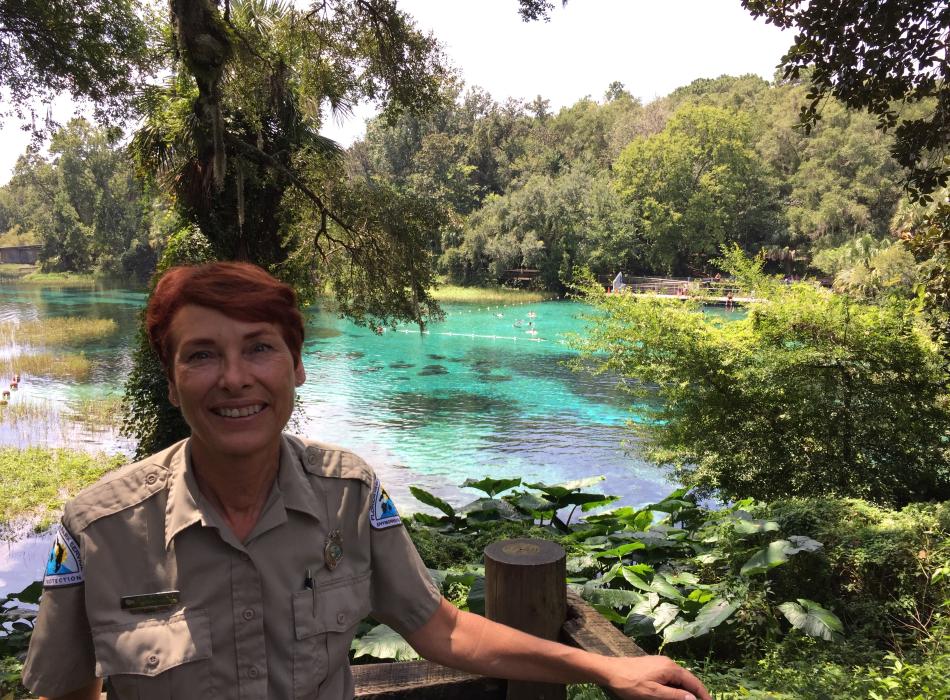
[[291, 571, 371, 699], [93, 609, 212, 700]]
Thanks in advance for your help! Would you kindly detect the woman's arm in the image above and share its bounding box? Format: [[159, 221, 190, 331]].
[[405, 598, 710, 700]]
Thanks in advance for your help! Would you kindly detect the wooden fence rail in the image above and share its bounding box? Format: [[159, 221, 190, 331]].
[[355, 539, 644, 699]]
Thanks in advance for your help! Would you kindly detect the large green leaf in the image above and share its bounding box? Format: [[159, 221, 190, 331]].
[[732, 518, 781, 535], [778, 599, 843, 641], [511, 491, 556, 513], [621, 568, 654, 593], [466, 577, 485, 615], [690, 597, 740, 637], [624, 612, 657, 638], [460, 497, 521, 522], [596, 542, 647, 560], [351, 624, 420, 661], [649, 574, 684, 601], [409, 486, 456, 519], [582, 584, 646, 610], [661, 619, 694, 644], [785, 535, 823, 553], [740, 539, 793, 576], [580, 495, 621, 511], [460, 477, 521, 498], [651, 602, 681, 632]]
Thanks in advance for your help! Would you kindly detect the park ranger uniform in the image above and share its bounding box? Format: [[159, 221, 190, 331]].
[[22, 434, 442, 699]]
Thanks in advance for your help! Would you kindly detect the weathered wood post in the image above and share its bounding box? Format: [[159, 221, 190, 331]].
[[484, 538, 567, 700]]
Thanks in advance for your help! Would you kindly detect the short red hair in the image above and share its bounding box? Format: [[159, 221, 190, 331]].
[[146, 262, 305, 371]]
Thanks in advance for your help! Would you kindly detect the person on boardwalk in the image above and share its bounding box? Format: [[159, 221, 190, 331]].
[[23, 262, 711, 700]]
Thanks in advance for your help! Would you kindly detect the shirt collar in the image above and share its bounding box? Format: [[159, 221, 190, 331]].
[[163, 435, 322, 549], [164, 440, 203, 549]]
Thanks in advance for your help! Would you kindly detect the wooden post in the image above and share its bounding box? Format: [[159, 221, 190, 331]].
[[484, 538, 567, 700]]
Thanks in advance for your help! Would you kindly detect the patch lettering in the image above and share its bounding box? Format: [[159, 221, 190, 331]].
[[43, 523, 84, 588], [369, 477, 402, 529]]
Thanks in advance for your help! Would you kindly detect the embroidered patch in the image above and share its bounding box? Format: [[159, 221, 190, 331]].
[[43, 523, 83, 588], [369, 477, 402, 529]]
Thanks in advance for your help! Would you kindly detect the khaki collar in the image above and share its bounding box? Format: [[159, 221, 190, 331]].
[[164, 435, 322, 550]]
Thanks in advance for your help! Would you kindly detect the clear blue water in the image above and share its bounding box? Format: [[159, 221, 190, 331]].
[[0, 284, 699, 594], [0, 285, 676, 511]]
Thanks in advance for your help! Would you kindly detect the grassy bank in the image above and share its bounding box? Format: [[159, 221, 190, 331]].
[[0, 265, 99, 287], [430, 284, 555, 304], [0, 447, 126, 532]]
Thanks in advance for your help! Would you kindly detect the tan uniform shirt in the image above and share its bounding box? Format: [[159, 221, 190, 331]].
[[23, 434, 442, 699]]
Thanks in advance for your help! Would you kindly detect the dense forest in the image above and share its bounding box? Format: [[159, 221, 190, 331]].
[[0, 73, 933, 295]]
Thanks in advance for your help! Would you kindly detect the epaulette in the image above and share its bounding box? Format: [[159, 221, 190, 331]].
[[64, 440, 187, 532], [286, 434, 374, 488]]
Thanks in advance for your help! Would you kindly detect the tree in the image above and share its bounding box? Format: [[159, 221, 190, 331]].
[[613, 104, 779, 274], [743, 0, 950, 200], [0, 0, 151, 123], [571, 248, 950, 507]]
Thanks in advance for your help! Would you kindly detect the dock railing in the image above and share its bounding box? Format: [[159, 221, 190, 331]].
[[354, 538, 644, 700]]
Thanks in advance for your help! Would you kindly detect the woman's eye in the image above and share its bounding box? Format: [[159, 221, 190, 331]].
[[186, 350, 212, 362], [251, 343, 273, 353]]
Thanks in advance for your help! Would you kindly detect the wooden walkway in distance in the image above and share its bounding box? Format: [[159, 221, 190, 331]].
[[629, 291, 762, 306]]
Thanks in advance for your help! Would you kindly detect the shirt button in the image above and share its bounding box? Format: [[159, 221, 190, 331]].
[[336, 612, 346, 625], [247, 666, 259, 679], [239, 552, 250, 562], [147, 654, 159, 667], [145, 473, 158, 485], [242, 608, 255, 621]]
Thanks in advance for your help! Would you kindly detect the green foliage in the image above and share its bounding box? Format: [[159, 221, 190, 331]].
[[121, 225, 213, 457], [613, 105, 778, 275], [571, 253, 950, 506], [743, 0, 950, 199], [350, 624, 420, 662], [1, 119, 159, 280], [0, 581, 41, 697], [0, 0, 150, 123], [0, 448, 126, 530]]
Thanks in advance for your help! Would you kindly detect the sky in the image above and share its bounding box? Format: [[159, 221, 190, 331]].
[[0, 0, 795, 184]]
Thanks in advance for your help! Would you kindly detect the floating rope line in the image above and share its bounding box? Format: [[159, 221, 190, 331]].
[[397, 329, 545, 342]]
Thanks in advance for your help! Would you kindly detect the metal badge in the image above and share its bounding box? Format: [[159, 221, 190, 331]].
[[120, 590, 181, 614], [324, 529, 343, 571]]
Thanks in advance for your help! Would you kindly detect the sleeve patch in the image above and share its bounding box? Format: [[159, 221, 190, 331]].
[[43, 523, 84, 588], [370, 477, 402, 529]]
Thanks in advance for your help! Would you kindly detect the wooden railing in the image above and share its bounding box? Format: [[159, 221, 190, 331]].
[[354, 539, 644, 699]]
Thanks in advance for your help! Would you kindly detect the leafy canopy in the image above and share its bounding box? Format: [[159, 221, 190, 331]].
[[571, 247, 950, 506]]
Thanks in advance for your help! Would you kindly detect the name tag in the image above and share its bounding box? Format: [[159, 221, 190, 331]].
[[120, 590, 181, 613]]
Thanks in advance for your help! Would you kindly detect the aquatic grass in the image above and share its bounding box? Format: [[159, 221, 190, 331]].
[[17, 270, 98, 287], [0, 399, 63, 428], [0, 447, 127, 531], [2, 352, 92, 380], [430, 285, 555, 305], [0, 317, 117, 346], [66, 395, 124, 432]]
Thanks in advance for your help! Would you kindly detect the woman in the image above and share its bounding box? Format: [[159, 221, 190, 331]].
[[24, 262, 710, 700]]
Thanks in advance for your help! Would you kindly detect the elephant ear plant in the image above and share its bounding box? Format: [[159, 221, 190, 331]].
[[350, 477, 843, 663]]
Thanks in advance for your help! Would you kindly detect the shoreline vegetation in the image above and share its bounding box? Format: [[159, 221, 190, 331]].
[[0, 264, 100, 287], [0, 316, 118, 382], [429, 284, 555, 305], [0, 447, 126, 533]]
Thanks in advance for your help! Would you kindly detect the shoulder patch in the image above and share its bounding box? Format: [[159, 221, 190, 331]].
[[43, 524, 84, 588], [369, 477, 402, 529]]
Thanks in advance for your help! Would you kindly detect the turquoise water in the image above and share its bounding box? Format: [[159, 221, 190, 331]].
[[0, 286, 674, 511]]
